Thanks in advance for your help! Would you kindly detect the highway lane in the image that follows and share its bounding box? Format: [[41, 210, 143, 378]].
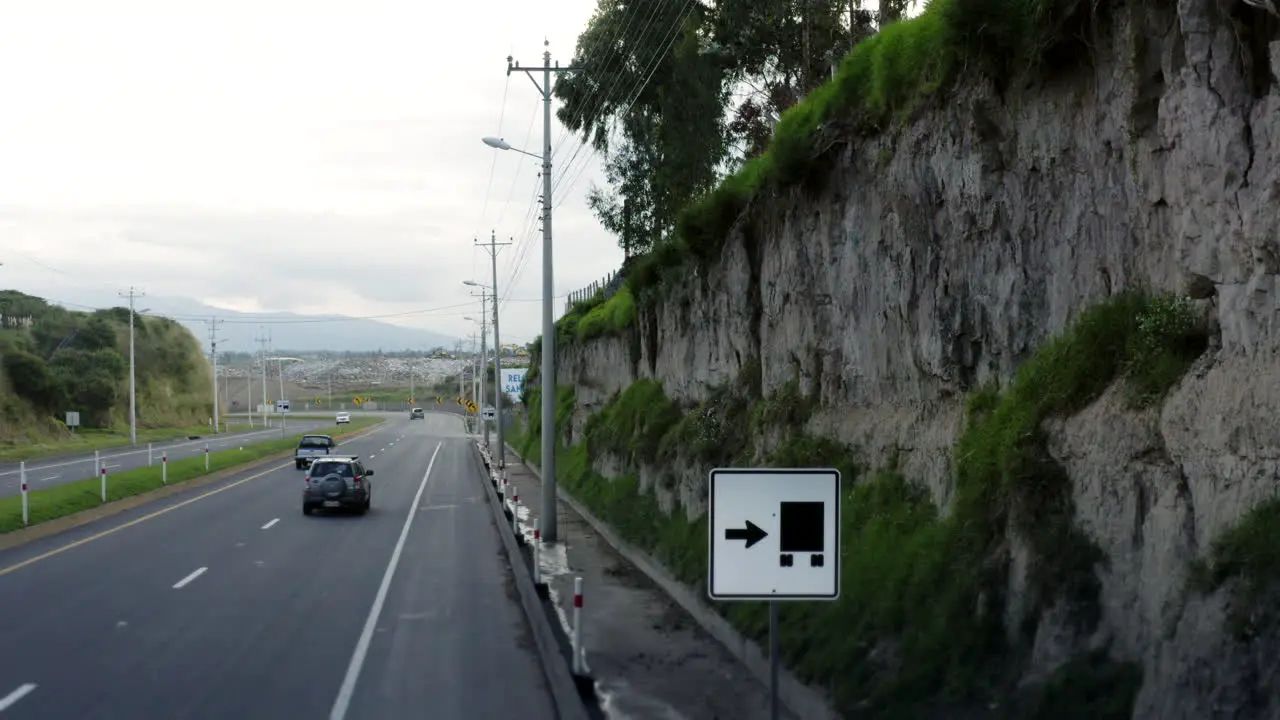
[[0, 419, 336, 498], [0, 412, 556, 719]]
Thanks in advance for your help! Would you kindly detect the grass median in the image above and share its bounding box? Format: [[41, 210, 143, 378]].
[[0, 423, 268, 463], [0, 416, 383, 534]]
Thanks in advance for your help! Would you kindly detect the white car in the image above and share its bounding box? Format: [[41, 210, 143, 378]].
[[335, 412, 351, 425]]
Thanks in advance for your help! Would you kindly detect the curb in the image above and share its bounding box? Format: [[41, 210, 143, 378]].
[[506, 444, 840, 720], [467, 443, 592, 720], [0, 420, 386, 553]]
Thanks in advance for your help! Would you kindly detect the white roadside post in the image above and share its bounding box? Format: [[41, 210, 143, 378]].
[[571, 577, 585, 675], [531, 518, 541, 586], [148, 442, 153, 466], [512, 485, 520, 537], [707, 467, 844, 720], [100, 464, 108, 503], [162, 453, 168, 484], [19, 461, 28, 527], [204, 442, 210, 471]]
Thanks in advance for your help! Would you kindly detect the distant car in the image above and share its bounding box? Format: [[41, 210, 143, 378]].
[[294, 434, 336, 469], [410, 407, 425, 419], [303, 456, 373, 515], [335, 412, 351, 425]]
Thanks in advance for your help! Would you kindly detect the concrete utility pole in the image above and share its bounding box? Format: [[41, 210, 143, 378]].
[[506, 42, 581, 543], [476, 230, 511, 470], [119, 287, 145, 445], [255, 330, 270, 427], [473, 290, 489, 447], [205, 317, 225, 433]]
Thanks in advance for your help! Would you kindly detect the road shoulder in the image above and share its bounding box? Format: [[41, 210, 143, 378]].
[[498, 447, 807, 720]]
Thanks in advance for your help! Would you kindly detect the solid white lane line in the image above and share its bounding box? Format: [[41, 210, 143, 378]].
[[172, 567, 207, 589], [38, 475, 59, 482], [329, 440, 443, 720], [261, 518, 279, 530], [0, 683, 35, 711]]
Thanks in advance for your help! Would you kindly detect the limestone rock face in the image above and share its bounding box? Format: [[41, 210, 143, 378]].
[[544, 1, 1280, 715]]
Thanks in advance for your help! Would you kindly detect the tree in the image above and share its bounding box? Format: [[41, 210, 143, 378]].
[[558, 6, 727, 254]]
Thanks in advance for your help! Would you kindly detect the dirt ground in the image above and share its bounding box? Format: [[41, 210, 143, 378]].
[[499, 451, 801, 720]]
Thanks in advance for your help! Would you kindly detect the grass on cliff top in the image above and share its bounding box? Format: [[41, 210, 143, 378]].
[[626, 0, 1113, 299], [515, 291, 1200, 715], [0, 416, 383, 533]]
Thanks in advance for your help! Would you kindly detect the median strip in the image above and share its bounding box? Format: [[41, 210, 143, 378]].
[[0, 417, 383, 536]]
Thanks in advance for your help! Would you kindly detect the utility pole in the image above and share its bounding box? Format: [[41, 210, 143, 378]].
[[477, 230, 511, 469], [255, 330, 270, 428], [471, 289, 489, 446], [205, 317, 225, 433], [507, 42, 580, 543], [119, 287, 145, 445]]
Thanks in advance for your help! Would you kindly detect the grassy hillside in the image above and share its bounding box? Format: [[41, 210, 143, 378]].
[[0, 290, 213, 445]]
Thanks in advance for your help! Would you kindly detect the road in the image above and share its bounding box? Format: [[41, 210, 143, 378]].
[[0, 419, 338, 498], [0, 412, 557, 719]]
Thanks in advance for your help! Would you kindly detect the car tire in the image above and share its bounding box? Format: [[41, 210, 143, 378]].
[[302, 504, 313, 515]]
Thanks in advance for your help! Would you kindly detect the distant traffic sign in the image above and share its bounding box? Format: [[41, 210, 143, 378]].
[[707, 468, 841, 601], [353, 397, 362, 406], [436, 396, 443, 405], [315, 396, 323, 405], [481, 406, 496, 420]]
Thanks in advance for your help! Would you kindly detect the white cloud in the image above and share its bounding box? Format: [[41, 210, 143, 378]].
[[0, 0, 624, 344]]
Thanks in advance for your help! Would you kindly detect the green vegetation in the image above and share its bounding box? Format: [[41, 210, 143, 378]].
[[0, 291, 213, 447], [0, 416, 382, 534], [1015, 650, 1143, 720], [0, 423, 253, 463], [512, 292, 1205, 715], [1189, 497, 1280, 634], [544, 0, 1120, 333]]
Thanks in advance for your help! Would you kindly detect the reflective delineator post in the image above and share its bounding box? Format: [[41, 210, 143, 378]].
[[162, 454, 168, 484], [148, 442, 153, 466], [571, 577, 585, 674], [20, 461, 28, 527], [512, 486, 520, 535], [204, 443, 210, 471], [531, 518, 541, 585], [100, 465, 108, 502]]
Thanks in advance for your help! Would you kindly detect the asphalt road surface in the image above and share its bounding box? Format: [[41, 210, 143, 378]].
[[0, 419, 337, 498], [0, 412, 557, 719]]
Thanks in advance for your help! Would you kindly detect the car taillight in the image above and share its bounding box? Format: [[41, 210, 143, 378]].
[[353, 476, 362, 485]]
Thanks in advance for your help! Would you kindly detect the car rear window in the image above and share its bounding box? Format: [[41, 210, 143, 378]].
[[298, 436, 330, 448], [309, 461, 352, 477]]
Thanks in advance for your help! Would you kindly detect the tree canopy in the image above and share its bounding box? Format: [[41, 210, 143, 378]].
[[554, 0, 886, 257]]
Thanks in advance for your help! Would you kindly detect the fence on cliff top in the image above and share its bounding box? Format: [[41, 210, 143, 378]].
[[563, 269, 626, 314]]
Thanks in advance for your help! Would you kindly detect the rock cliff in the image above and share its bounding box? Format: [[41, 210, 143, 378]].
[[525, 0, 1280, 717]]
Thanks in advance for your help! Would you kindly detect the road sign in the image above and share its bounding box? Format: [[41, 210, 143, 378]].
[[315, 396, 323, 405], [707, 468, 841, 601], [65, 411, 80, 428], [275, 399, 291, 414], [481, 406, 496, 420], [407, 396, 414, 403], [456, 396, 463, 406], [353, 397, 362, 406], [436, 396, 443, 405]]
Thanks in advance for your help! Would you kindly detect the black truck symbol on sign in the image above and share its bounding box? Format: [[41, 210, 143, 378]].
[[778, 501, 825, 568], [723, 501, 826, 568]]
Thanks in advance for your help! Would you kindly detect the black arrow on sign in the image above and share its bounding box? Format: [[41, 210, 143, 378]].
[[724, 520, 768, 548]]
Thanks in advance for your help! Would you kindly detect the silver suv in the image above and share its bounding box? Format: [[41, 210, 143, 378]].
[[303, 456, 373, 515]]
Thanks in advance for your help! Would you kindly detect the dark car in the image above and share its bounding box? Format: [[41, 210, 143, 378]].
[[303, 456, 374, 515], [410, 407, 425, 419]]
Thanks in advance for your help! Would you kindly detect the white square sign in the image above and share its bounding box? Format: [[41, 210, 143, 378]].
[[707, 468, 841, 601]]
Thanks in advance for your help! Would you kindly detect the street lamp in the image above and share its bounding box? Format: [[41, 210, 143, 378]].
[[465, 279, 505, 468], [483, 124, 560, 540]]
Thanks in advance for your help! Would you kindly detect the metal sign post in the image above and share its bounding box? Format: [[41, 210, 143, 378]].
[[707, 468, 842, 720]]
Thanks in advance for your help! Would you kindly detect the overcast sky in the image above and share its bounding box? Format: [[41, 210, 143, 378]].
[[0, 0, 622, 345]]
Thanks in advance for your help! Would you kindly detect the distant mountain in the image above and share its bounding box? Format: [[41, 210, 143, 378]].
[[38, 291, 461, 353]]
